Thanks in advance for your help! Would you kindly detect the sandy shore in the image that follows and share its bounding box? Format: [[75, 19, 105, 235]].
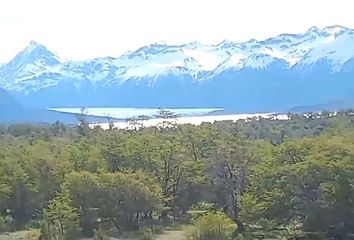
[[90, 113, 289, 130]]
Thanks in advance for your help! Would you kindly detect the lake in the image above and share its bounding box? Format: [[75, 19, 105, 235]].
[[48, 107, 225, 119]]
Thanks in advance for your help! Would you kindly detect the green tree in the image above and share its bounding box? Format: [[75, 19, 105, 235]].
[[98, 171, 163, 230], [241, 136, 354, 239], [63, 171, 100, 237], [42, 191, 80, 240]]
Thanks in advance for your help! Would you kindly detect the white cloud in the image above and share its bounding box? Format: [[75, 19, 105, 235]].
[[0, 0, 353, 63]]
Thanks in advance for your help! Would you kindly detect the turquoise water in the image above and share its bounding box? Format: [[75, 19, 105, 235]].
[[48, 107, 224, 119]]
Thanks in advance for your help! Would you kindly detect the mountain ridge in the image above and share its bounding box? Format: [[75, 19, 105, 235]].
[[1, 25, 354, 112]]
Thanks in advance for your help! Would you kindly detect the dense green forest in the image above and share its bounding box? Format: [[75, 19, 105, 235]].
[[1, 111, 354, 239]]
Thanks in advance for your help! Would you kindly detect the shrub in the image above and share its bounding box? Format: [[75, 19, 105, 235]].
[[138, 228, 154, 240], [0, 215, 6, 233], [151, 225, 164, 235], [186, 212, 236, 240], [187, 202, 218, 221], [93, 227, 110, 240], [0, 215, 13, 233]]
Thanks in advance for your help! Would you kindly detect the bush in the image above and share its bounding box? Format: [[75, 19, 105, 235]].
[[39, 220, 81, 240], [93, 227, 110, 240], [186, 212, 236, 240], [65, 226, 82, 239], [138, 228, 154, 240], [151, 225, 164, 235], [0, 215, 13, 233], [187, 202, 218, 221], [0, 215, 6, 233]]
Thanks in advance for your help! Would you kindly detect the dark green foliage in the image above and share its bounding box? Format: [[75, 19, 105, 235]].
[[0, 111, 354, 239], [137, 228, 154, 240], [241, 135, 354, 239]]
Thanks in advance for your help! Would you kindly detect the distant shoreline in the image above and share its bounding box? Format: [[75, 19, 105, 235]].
[[48, 107, 225, 120], [90, 113, 290, 130]]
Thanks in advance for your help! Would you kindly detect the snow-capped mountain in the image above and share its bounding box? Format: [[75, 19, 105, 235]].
[[1, 25, 354, 112]]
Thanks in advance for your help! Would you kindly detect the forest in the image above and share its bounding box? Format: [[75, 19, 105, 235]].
[[1, 110, 354, 239]]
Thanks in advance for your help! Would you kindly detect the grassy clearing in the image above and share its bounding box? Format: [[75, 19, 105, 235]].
[[0, 227, 188, 240], [0, 231, 31, 240]]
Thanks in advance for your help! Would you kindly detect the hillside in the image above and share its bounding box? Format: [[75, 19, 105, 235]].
[[0, 88, 103, 123]]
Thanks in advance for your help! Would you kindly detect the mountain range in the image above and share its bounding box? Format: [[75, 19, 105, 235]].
[[1, 25, 354, 113]]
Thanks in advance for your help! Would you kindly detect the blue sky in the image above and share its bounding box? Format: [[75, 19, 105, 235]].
[[0, 0, 353, 62]]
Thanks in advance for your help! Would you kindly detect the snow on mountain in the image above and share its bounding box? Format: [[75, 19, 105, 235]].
[[0, 25, 354, 106], [301, 27, 354, 71], [107, 42, 230, 81], [0, 41, 62, 92]]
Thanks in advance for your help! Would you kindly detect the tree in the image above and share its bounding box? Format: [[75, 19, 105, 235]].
[[105, 115, 115, 130], [98, 171, 163, 230], [154, 109, 181, 131], [127, 115, 150, 131], [3, 111, 354, 239], [63, 171, 100, 237], [64, 171, 163, 232], [0, 150, 35, 228], [42, 191, 80, 240], [77, 107, 90, 136], [241, 136, 354, 239]]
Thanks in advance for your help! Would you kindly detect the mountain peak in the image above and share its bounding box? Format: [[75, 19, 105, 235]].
[[305, 26, 322, 38], [10, 41, 61, 67], [308, 26, 320, 32], [322, 25, 351, 35], [24, 41, 54, 55], [29, 40, 40, 47], [0, 41, 62, 89], [304, 25, 353, 37]]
